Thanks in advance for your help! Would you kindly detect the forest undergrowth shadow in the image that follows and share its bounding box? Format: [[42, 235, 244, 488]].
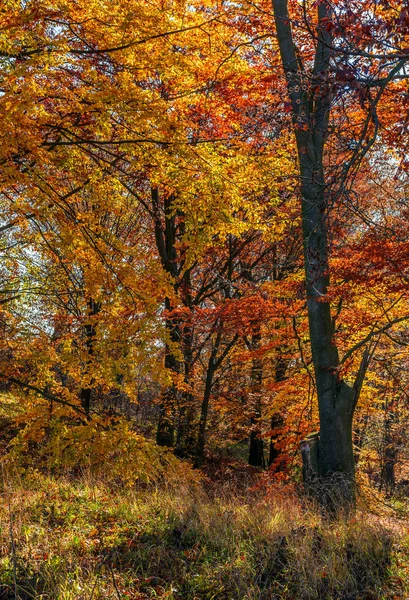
[[0, 463, 407, 600]]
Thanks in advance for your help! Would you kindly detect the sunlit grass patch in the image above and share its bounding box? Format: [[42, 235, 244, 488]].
[[0, 468, 407, 599]]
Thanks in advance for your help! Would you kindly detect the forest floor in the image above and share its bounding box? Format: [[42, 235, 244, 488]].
[[0, 455, 409, 600]]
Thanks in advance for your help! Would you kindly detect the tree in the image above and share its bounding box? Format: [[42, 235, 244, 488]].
[[271, 0, 409, 511]]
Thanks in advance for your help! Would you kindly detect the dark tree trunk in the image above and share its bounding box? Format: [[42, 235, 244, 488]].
[[301, 432, 320, 498], [175, 357, 196, 458], [301, 161, 357, 510], [175, 353, 196, 455], [272, 0, 364, 512], [380, 401, 398, 497], [152, 188, 198, 450], [380, 447, 398, 497], [152, 188, 182, 448], [175, 397, 196, 458], [80, 387, 92, 417], [269, 355, 287, 468], [156, 403, 175, 446], [80, 298, 100, 417], [195, 357, 215, 467], [249, 432, 265, 468], [248, 332, 265, 468], [194, 329, 238, 467], [175, 271, 197, 458], [156, 303, 180, 447]]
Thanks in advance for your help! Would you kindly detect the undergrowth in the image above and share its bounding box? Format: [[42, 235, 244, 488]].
[[0, 466, 408, 599]]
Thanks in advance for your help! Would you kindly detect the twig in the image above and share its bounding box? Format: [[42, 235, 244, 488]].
[[108, 557, 121, 600]]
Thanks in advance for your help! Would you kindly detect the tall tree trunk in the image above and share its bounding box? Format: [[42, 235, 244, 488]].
[[272, 0, 360, 511], [248, 331, 265, 467], [175, 270, 196, 458], [195, 355, 215, 467], [175, 391, 196, 457], [175, 343, 196, 457], [152, 187, 182, 447], [380, 399, 398, 497], [269, 355, 287, 468], [301, 162, 357, 509], [80, 298, 100, 417], [156, 301, 180, 447]]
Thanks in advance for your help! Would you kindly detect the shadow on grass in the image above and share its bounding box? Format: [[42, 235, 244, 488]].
[[0, 482, 400, 600]]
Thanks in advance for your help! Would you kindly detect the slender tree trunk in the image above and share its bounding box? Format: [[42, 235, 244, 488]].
[[301, 432, 320, 498], [80, 298, 100, 417], [156, 302, 180, 447], [152, 188, 197, 450], [80, 387, 92, 418], [269, 355, 287, 468], [152, 187, 181, 447], [380, 400, 398, 497], [380, 446, 398, 497], [175, 271, 197, 458], [248, 331, 265, 467], [195, 356, 215, 467], [194, 328, 238, 467], [272, 0, 360, 512], [175, 394, 196, 457], [353, 413, 369, 467], [175, 346, 196, 457]]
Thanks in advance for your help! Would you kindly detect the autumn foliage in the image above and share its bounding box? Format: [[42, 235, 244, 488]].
[[0, 0, 408, 517]]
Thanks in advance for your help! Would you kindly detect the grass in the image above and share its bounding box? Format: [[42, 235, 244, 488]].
[[0, 466, 408, 600]]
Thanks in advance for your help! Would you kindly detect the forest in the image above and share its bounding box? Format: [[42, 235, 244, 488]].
[[0, 0, 409, 598]]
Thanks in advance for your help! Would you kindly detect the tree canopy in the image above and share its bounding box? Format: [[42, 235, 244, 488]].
[[0, 0, 409, 514]]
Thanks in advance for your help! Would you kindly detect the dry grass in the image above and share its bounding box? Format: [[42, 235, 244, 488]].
[[0, 465, 408, 600]]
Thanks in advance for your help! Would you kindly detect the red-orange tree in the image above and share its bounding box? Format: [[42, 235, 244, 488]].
[[271, 0, 409, 510]]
